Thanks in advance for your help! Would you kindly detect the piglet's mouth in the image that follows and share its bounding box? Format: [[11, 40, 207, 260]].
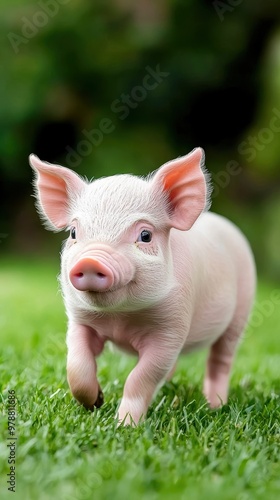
[[86, 284, 121, 294], [80, 283, 137, 313], [86, 279, 136, 296]]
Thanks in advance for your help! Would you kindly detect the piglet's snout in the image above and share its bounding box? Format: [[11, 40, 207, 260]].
[[70, 258, 114, 292]]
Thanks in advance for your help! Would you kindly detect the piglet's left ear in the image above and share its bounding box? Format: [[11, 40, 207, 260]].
[[152, 148, 208, 231]]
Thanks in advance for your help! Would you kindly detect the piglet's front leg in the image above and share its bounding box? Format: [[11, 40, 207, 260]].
[[66, 324, 105, 409], [117, 337, 182, 426]]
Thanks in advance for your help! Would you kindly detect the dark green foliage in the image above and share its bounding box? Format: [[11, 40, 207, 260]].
[[1, 1, 280, 279]]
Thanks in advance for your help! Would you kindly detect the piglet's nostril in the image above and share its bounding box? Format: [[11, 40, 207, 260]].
[[97, 272, 106, 278]]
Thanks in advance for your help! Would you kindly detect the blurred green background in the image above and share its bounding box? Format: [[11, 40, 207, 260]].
[[0, 0, 280, 281]]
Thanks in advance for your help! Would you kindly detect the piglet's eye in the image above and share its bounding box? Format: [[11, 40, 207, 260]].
[[137, 230, 152, 243], [70, 227, 76, 239]]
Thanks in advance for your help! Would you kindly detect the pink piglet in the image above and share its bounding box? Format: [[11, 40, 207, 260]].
[[30, 148, 256, 425]]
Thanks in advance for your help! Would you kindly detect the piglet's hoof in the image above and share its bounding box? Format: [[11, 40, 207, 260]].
[[80, 386, 104, 411], [94, 387, 104, 408]]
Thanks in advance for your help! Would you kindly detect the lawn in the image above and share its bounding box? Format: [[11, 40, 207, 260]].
[[0, 257, 279, 500]]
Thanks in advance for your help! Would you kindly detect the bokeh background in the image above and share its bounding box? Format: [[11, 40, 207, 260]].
[[1, 0, 280, 281]]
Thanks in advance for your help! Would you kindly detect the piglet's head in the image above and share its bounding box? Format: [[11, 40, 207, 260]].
[[30, 148, 209, 312]]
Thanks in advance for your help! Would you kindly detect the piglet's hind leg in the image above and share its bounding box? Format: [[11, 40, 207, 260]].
[[203, 330, 236, 409], [203, 313, 252, 409], [204, 261, 255, 409]]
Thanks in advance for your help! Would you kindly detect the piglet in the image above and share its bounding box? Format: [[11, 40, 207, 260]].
[[30, 148, 256, 425]]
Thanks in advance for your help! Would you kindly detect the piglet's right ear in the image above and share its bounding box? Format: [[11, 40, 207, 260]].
[[151, 148, 207, 231], [29, 155, 86, 231]]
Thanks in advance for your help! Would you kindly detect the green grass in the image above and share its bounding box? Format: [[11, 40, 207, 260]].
[[0, 257, 279, 500]]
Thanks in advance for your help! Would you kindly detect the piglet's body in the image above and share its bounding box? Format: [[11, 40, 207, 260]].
[[30, 148, 256, 425]]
